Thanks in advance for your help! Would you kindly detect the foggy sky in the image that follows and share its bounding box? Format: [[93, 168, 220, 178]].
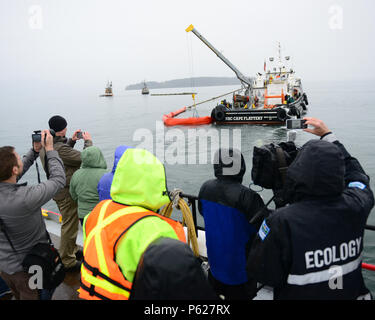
[[1, 0, 374, 90]]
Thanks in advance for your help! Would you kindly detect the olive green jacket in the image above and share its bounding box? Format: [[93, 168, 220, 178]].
[[40, 136, 93, 200], [69, 146, 107, 219]]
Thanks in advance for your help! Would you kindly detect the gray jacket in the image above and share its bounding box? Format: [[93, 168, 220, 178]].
[[0, 149, 66, 274]]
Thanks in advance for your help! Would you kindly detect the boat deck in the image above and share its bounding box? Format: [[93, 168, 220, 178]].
[[49, 233, 81, 300], [0, 233, 81, 301]]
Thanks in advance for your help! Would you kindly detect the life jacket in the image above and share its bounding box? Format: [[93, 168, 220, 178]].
[[79, 199, 186, 300]]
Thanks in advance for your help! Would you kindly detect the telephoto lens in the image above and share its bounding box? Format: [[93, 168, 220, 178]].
[[32, 130, 42, 142], [44, 129, 56, 144], [32, 129, 55, 143]]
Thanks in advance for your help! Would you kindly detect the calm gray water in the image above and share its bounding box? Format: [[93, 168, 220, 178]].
[[1, 80, 375, 295]]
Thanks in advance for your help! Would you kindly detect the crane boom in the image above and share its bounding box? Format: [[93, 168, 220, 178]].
[[186, 24, 252, 90]]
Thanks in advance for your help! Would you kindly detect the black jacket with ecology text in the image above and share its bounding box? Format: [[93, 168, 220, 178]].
[[247, 139, 374, 300]]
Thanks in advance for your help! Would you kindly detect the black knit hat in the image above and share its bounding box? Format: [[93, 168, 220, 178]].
[[48, 115, 67, 132]]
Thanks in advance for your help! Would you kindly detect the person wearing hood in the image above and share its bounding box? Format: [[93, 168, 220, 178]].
[[69, 146, 108, 225], [130, 237, 218, 300], [247, 118, 374, 300], [79, 148, 186, 300], [198, 148, 265, 300], [97, 145, 131, 201]]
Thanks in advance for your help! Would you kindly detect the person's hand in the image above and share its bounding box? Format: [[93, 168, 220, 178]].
[[41, 130, 54, 152], [33, 141, 42, 153], [72, 130, 82, 141], [82, 131, 92, 141], [303, 117, 331, 137]]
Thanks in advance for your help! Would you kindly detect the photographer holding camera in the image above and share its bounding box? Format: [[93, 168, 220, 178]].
[[0, 130, 66, 299], [247, 117, 374, 299], [39, 115, 93, 272]]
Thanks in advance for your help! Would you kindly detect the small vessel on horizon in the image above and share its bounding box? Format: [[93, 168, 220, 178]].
[[142, 81, 149, 95], [100, 81, 113, 97]]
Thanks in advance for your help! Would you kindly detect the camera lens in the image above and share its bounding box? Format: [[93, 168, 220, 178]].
[[32, 133, 41, 142]]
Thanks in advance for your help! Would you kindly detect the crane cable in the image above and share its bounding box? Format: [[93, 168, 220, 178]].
[[186, 32, 199, 117], [186, 31, 195, 94], [186, 87, 243, 110], [160, 189, 200, 257], [185, 31, 244, 114]]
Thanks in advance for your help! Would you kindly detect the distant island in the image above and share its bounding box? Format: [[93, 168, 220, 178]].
[[125, 77, 241, 90]]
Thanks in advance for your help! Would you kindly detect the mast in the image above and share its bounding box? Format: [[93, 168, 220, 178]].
[[186, 24, 252, 94]]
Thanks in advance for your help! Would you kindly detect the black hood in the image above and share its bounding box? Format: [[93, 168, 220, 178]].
[[283, 139, 345, 203], [130, 238, 217, 300], [214, 148, 246, 183]]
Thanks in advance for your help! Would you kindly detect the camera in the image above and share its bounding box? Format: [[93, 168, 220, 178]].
[[286, 119, 307, 130], [250, 140, 301, 216], [32, 130, 42, 143], [251, 141, 299, 190], [31, 129, 56, 143], [76, 131, 84, 139]]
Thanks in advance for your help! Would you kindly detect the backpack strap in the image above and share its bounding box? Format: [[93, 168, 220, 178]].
[[275, 146, 288, 185], [0, 217, 18, 253], [0, 215, 53, 254]]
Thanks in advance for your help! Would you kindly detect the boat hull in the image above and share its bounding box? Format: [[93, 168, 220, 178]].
[[213, 109, 285, 125], [211, 94, 307, 125]]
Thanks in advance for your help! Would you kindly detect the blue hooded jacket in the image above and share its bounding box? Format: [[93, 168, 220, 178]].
[[198, 148, 264, 285], [97, 145, 131, 201]]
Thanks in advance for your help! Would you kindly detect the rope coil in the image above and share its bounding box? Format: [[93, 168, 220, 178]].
[[169, 188, 183, 210], [160, 189, 200, 257]]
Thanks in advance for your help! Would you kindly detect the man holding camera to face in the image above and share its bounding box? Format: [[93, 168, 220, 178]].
[[247, 118, 374, 300], [0, 130, 66, 299], [39, 115, 93, 272]]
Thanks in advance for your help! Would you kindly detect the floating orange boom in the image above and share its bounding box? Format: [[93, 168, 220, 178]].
[[162, 107, 212, 126]]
